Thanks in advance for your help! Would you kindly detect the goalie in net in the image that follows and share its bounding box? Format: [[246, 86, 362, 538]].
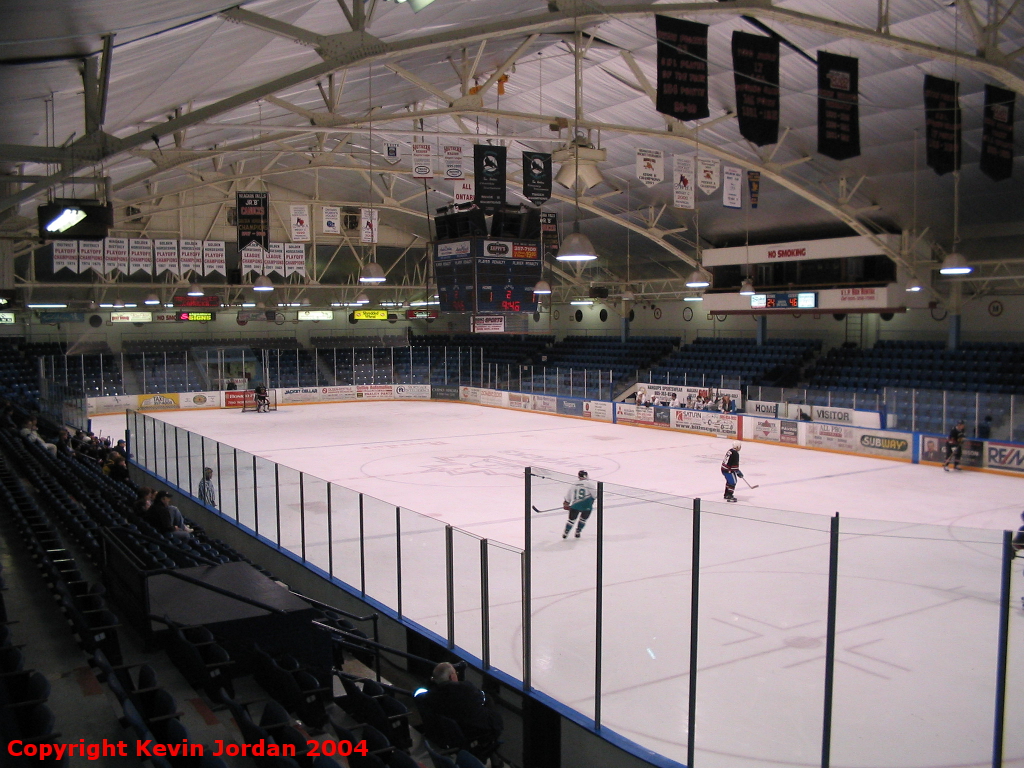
[[241, 383, 277, 412]]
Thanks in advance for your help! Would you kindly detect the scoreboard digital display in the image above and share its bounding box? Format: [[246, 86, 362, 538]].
[[435, 238, 542, 313], [172, 295, 221, 308], [750, 292, 818, 310]]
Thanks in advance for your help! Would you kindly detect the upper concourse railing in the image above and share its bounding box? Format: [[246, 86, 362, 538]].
[[126, 407, 1022, 768]]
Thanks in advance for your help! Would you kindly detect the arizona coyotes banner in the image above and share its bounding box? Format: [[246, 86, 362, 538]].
[[474, 144, 506, 213], [655, 16, 709, 121], [732, 32, 779, 146], [284, 243, 306, 277], [103, 237, 128, 275], [52, 241, 78, 273], [129, 238, 153, 275], [673, 155, 695, 209], [723, 166, 743, 208], [202, 241, 226, 276], [236, 191, 269, 252], [747, 171, 761, 209], [696, 157, 720, 195], [522, 151, 552, 205], [636, 148, 664, 187], [817, 51, 860, 160], [360, 208, 379, 244], [443, 145, 464, 179], [78, 240, 103, 274], [924, 74, 961, 175], [265, 242, 285, 275], [981, 85, 1014, 181], [154, 239, 179, 276]]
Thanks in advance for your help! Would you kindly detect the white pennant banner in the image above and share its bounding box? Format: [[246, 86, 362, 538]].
[[412, 143, 433, 179], [289, 205, 310, 242], [384, 142, 401, 165], [723, 166, 743, 208], [52, 240, 79, 274], [79, 240, 103, 274], [673, 155, 695, 209], [239, 243, 264, 275], [360, 208, 379, 244], [202, 241, 226, 276], [636, 148, 664, 187], [323, 206, 341, 236], [696, 157, 721, 195], [265, 242, 285, 275], [129, 239, 153, 275], [154, 239, 179, 276], [443, 145, 464, 179], [103, 237, 128, 275], [179, 239, 202, 275], [284, 243, 306, 277]]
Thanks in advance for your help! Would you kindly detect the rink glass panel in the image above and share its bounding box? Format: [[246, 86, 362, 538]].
[[451, 528, 484, 661], [397, 506, 448, 638]]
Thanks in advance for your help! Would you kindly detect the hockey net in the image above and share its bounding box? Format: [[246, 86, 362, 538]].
[[240, 389, 277, 412]]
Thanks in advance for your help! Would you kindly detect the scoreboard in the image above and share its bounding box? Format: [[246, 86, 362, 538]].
[[750, 292, 818, 310], [434, 238, 543, 313]]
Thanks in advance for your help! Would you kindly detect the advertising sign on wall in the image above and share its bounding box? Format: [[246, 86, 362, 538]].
[[532, 395, 557, 414], [615, 403, 655, 425], [355, 385, 395, 400], [920, 434, 984, 469], [394, 385, 431, 400], [431, 385, 460, 400], [584, 401, 613, 422], [671, 409, 739, 437], [281, 387, 320, 403], [806, 423, 913, 460], [508, 393, 533, 410], [984, 441, 1024, 474], [179, 392, 221, 409], [138, 393, 179, 410], [638, 383, 743, 410], [557, 398, 583, 417]]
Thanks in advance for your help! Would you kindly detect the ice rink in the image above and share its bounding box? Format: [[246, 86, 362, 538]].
[[94, 402, 1024, 768]]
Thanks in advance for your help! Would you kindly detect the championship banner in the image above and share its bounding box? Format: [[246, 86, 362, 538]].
[[817, 51, 861, 161], [322, 205, 341, 235], [52, 240, 78, 273], [78, 240, 103, 274], [747, 171, 761, 208], [981, 85, 1014, 182], [443, 145, 464, 179], [360, 208, 379, 244], [202, 241, 226, 276], [655, 16, 710, 122], [732, 32, 780, 147], [924, 74, 961, 175], [154, 239, 179, 276], [696, 157, 720, 195], [540, 211, 559, 261], [522, 151, 552, 205], [178, 239, 201, 276], [284, 243, 306, 277], [636, 148, 664, 187], [412, 143, 433, 179], [236, 191, 269, 252], [266, 242, 285, 275], [129, 238, 153, 275], [454, 180, 475, 205], [384, 142, 401, 165], [673, 155, 695, 209], [474, 144, 506, 213], [103, 237, 128, 275], [239, 243, 264, 275], [723, 166, 742, 208], [289, 204, 310, 242]]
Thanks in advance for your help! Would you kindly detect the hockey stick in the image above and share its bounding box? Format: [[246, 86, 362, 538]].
[[740, 476, 759, 490], [532, 505, 563, 514]]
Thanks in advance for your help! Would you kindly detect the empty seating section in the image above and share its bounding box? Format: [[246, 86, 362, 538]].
[[650, 337, 820, 388], [122, 337, 300, 352], [123, 351, 207, 393], [0, 338, 38, 404]]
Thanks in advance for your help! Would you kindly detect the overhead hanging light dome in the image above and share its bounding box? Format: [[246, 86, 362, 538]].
[[253, 275, 274, 292], [533, 280, 552, 295], [939, 252, 972, 275], [685, 269, 710, 289], [905, 278, 923, 292], [556, 232, 598, 262], [359, 262, 386, 283], [113, 297, 125, 308], [355, 292, 371, 304], [187, 282, 204, 296], [144, 293, 160, 305], [738, 278, 755, 296]]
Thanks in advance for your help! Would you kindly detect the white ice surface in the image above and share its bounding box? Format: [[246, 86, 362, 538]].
[[92, 402, 1024, 768]]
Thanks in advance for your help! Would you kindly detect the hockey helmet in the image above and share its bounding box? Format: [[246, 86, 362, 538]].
[[732, 441, 742, 450], [578, 470, 588, 479]]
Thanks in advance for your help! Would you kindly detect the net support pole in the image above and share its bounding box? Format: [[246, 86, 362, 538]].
[[821, 512, 840, 768], [687, 497, 701, 768], [523, 466, 532, 692], [992, 529, 1013, 768]]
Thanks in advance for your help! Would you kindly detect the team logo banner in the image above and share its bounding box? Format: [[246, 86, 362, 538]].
[[747, 171, 761, 208], [154, 239, 179, 276], [413, 143, 433, 179], [924, 74, 961, 175], [732, 31, 780, 147], [129, 238, 153, 275], [202, 241, 226, 276], [323, 205, 341, 235], [522, 151, 552, 205], [236, 191, 269, 252], [52, 240, 78, 273], [474, 144, 507, 213], [636, 148, 664, 187], [384, 142, 401, 165], [78, 240, 103, 274], [284, 243, 306, 277], [817, 51, 861, 161], [360, 208, 379, 244], [696, 157, 720, 195], [655, 16, 710, 122], [444, 145, 464, 179], [103, 237, 128, 275], [723, 166, 743, 208], [981, 85, 1014, 182], [290, 205, 310, 242], [673, 155, 695, 209]]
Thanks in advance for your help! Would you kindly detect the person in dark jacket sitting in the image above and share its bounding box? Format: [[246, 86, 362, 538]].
[[149, 491, 191, 542], [420, 662, 503, 765]]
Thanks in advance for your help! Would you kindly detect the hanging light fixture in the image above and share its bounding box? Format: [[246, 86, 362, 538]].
[[113, 297, 125, 308], [144, 293, 160, 305], [187, 282, 204, 297], [939, 252, 972, 275], [253, 275, 274, 292], [300, 296, 311, 306], [685, 269, 710, 288], [359, 262, 386, 283], [738, 278, 754, 296], [533, 279, 552, 295], [905, 277, 923, 292], [355, 292, 371, 304]]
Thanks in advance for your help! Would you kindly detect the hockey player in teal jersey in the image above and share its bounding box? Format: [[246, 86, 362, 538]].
[[562, 470, 597, 539]]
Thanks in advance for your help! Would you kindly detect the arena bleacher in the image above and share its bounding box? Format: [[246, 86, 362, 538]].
[[648, 337, 820, 388]]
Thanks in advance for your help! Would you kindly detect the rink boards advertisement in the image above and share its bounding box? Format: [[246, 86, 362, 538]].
[[637, 382, 742, 409], [671, 409, 739, 437], [803, 422, 913, 460], [919, 434, 985, 470]]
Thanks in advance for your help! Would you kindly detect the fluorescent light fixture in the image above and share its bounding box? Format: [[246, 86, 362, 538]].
[[99, 303, 114, 308], [685, 269, 710, 288], [739, 278, 755, 296], [27, 303, 68, 309], [113, 298, 125, 308], [905, 279, 923, 292], [331, 302, 343, 307], [939, 252, 972, 275], [533, 280, 552, 295], [164, 303, 174, 308], [187, 282, 204, 296], [570, 299, 594, 306], [355, 292, 370, 304], [44, 207, 86, 233], [426, 280, 439, 299], [556, 232, 598, 262], [124, 303, 137, 308], [359, 262, 387, 283], [300, 297, 311, 306], [392, 0, 437, 11], [253, 275, 274, 292], [144, 293, 160, 305], [684, 296, 704, 302], [241, 302, 256, 308], [409, 300, 427, 307]]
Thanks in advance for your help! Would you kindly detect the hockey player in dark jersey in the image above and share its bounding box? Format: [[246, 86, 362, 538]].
[[721, 442, 742, 502], [943, 420, 966, 471]]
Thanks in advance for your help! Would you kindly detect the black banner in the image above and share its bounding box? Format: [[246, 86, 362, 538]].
[[747, 171, 760, 209], [655, 16, 709, 122], [981, 84, 1015, 182], [235, 191, 269, 251], [924, 75, 961, 175], [817, 51, 860, 160], [474, 144, 507, 213], [522, 152, 552, 205], [540, 211, 559, 260], [732, 32, 779, 147]]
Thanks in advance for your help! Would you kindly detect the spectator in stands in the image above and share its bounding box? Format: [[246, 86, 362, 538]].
[[978, 416, 993, 440], [19, 417, 57, 456], [149, 491, 191, 541], [198, 467, 217, 508], [669, 393, 680, 409], [0, 399, 15, 429], [55, 429, 76, 457], [113, 439, 128, 459], [720, 395, 737, 413], [226, 380, 237, 390], [420, 661, 503, 764], [133, 486, 156, 517], [107, 454, 130, 484]]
